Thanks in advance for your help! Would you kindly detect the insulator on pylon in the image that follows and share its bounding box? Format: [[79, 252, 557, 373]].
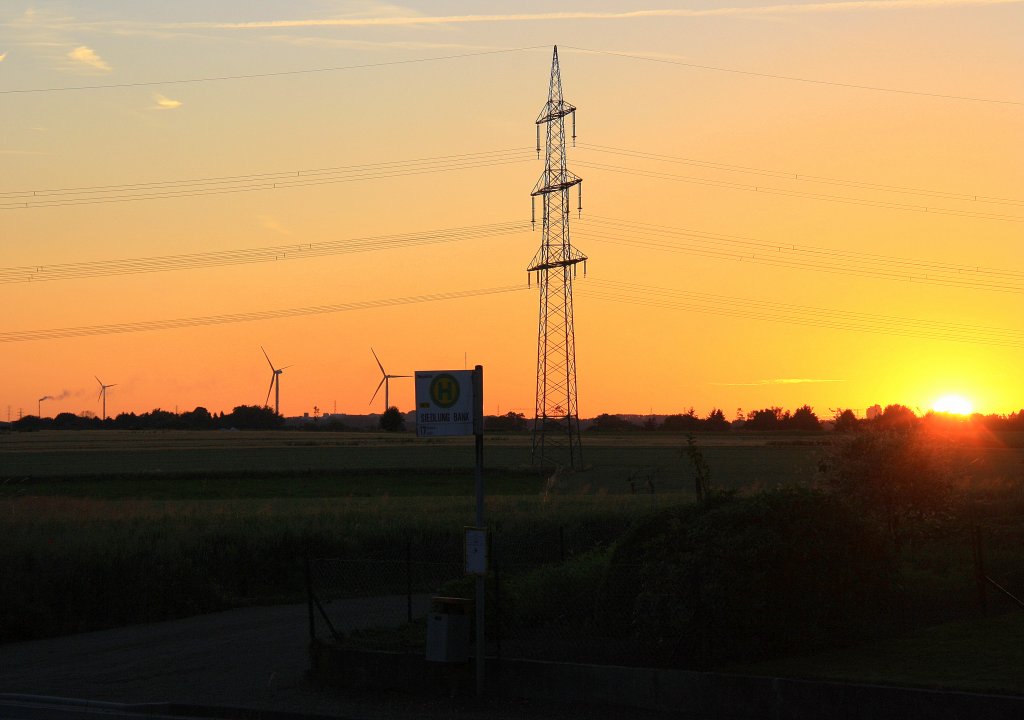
[[572, 111, 576, 146], [578, 184, 582, 217], [531, 196, 536, 229], [528, 272, 531, 288], [583, 259, 587, 277], [536, 125, 541, 158]]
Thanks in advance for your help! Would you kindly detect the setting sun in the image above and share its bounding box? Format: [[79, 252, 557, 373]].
[[933, 394, 974, 416]]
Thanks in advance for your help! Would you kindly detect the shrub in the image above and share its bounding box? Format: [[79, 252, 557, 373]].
[[599, 489, 897, 668]]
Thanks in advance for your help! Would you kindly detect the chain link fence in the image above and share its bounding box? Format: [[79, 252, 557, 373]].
[[306, 526, 644, 663], [306, 519, 1024, 667]]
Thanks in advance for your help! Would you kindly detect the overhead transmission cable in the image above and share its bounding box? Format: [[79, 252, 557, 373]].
[[576, 160, 1024, 223], [0, 286, 529, 343], [0, 148, 535, 210], [6, 214, 1024, 293], [580, 279, 1024, 349], [0, 220, 530, 284], [562, 46, 1024, 107], [0, 46, 547, 95], [4, 144, 1017, 217], [577, 143, 1024, 207], [4, 44, 1016, 107], [574, 216, 1024, 295], [3, 279, 1020, 348]]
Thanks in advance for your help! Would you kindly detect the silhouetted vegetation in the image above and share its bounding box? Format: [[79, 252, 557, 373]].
[[11, 405, 282, 431], [598, 490, 897, 667], [379, 406, 406, 432], [485, 411, 528, 431]]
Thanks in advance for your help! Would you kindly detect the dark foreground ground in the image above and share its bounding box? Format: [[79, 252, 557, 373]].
[[0, 602, 684, 720]]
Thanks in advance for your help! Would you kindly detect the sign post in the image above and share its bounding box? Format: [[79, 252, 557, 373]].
[[415, 365, 485, 696]]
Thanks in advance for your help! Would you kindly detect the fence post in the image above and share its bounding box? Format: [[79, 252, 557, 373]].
[[406, 534, 413, 624], [305, 555, 315, 642], [491, 529, 501, 663], [973, 524, 988, 615]]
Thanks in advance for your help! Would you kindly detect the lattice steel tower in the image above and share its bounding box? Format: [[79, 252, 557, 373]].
[[528, 46, 586, 470]]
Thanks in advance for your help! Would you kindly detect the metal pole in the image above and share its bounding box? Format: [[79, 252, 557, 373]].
[[473, 365, 485, 697]]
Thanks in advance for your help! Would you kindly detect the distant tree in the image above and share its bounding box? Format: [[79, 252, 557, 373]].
[[662, 408, 703, 432], [380, 406, 406, 432], [787, 405, 821, 432], [180, 406, 215, 430], [745, 407, 785, 431], [833, 409, 859, 433], [12, 415, 46, 432], [53, 412, 95, 430], [590, 413, 641, 432], [874, 404, 917, 430], [485, 411, 528, 431], [704, 408, 730, 432], [226, 405, 283, 430]]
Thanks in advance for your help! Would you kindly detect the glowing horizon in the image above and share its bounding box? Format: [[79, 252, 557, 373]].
[[2, 2, 1022, 421]]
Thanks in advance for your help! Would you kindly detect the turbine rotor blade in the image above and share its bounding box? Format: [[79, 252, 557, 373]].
[[370, 347, 386, 376], [390, 374, 412, 378], [369, 376, 386, 405], [261, 345, 276, 372], [264, 375, 276, 408], [95, 376, 103, 386]]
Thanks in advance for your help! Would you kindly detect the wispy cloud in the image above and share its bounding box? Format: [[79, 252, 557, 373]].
[[67, 45, 111, 71], [257, 215, 292, 236], [152, 93, 182, 110], [183, 0, 1023, 29], [714, 378, 844, 386]]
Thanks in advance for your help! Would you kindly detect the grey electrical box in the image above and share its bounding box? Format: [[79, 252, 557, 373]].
[[425, 596, 472, 663]]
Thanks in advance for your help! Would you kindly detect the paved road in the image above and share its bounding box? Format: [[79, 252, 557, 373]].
[[0, 600, 681, 720]]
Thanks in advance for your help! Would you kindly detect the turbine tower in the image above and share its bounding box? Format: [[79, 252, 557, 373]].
[[369, 348, 410, 414], [95, 376, 116, 420], [261, 346, 291, 416], [528, 45, 586, 470]]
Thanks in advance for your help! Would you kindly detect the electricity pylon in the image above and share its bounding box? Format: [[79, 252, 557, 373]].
[[528, 46, 586, 470]]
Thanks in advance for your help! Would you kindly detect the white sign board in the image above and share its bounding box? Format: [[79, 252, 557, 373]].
[[415, 370, 475, 437], [465, 527, 487, 575]]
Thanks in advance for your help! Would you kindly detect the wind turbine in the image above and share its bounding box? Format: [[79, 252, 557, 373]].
[[95, 377, 116, 420], [261, 346, 292, 416], [369, 348, 410, 413]]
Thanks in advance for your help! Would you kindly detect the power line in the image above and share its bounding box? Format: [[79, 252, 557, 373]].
[[0, 221, 530, 284], [1, 149, 534, 209], [562, 46, 1024, 107], [4, 276, 1018, 348], [575, 215, 1024, 294], [581, 278, 1024, 349], [7, 213, 1023, 294], [576, 160, 1024, 223], [0, 46, 547, 95], [578, 143, 1024, 207], [0, 285, 528, 343]]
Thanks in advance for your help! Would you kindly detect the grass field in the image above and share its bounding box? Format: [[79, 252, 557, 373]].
[[3, 427, 1024, 695]]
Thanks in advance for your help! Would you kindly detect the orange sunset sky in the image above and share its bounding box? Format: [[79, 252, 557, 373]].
[[1, 1, 1022, 420]]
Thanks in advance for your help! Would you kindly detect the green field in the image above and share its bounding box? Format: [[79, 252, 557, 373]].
[[3, 428, 1024, 695]]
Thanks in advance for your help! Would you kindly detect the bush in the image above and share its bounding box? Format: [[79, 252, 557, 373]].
[[599, 489, 897, 668]]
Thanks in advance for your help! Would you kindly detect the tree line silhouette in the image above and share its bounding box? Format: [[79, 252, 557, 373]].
[[6, 402, 1024, 433]]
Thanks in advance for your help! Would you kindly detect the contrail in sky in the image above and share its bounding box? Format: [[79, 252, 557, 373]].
[[189, 1, 1024, 29]]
